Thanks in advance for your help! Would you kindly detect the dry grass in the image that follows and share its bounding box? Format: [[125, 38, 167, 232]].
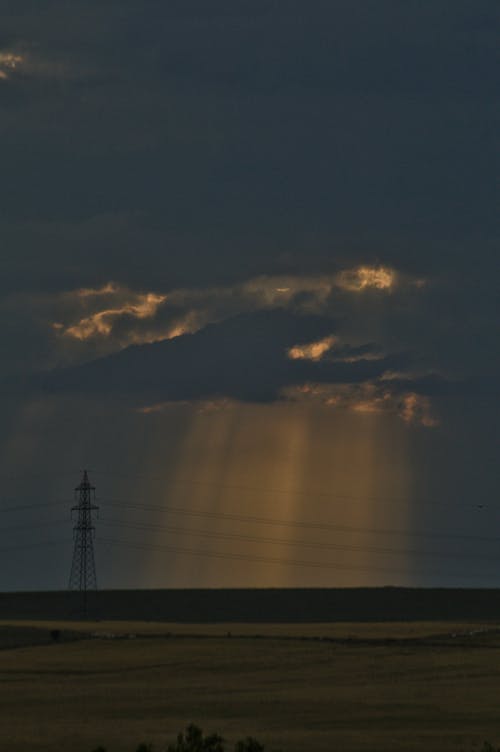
[[0, 621, 499, 752]]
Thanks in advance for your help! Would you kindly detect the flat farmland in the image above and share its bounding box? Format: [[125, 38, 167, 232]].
[[1, 621, 500, 752]]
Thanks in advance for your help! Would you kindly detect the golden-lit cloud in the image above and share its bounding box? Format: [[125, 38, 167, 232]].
[[51, 265, 413, 351], [52, 284, 167, 345], [0, 51, 24, 79], [288, 336, 385, 364], [288, 335, 337, 361], [283, 382, 438, 427], [334, 350, 384, 364], [137, 398, 236, 415], [0, 47, 81, 83], [37, 273, 442, 429], [399, 393, 438, 428], [156, 264, 413, 331], [59, 291, 166, 341], [137, 376, 440, 427], [136, 401, 190, 414], [336, 265, 396, 292], [235, 263, 421, 310], [75, 283, 119, 298], [41, 262, 428, 375]]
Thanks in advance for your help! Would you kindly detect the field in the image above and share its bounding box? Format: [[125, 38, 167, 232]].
[[2, 620, 500, 752]]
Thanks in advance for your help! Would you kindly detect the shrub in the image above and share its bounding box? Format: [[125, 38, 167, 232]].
[[88, 724, 271, 752], [166, 724, 225, 752]]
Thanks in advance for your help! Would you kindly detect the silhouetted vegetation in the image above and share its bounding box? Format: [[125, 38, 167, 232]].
[[89, 725, 272, 752], [166, 724, 225, 752], [89, 727, 500, 752], [165, 726, 270, 752]]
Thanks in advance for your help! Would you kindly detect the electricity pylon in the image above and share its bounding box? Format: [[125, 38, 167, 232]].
[[68, 470, 99, 617]]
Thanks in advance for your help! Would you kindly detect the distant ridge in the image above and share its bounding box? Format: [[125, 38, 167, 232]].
[[1, 588, 500, 622]]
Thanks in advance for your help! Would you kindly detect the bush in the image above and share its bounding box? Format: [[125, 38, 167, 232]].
[[88, 724, 271, 752], [166, 724, 225, 752]]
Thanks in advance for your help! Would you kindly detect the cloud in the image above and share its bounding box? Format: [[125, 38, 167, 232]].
[[137, 397, 236, 415], [43, 310, 336, 402], [283, 382, 439, 427], [0, 51, 24, 80], [75, 283, 118, 298], [288, 335, 338, 361], [0, 47, 75, 83], [38, 308, 443, 426], [47, 264, 422, 358], [329, 343, 386, 364], [335, 265, 396, 292], [288, 337, 387, 364], [56, 287, 166, 342], [0, 262, 429, 386]]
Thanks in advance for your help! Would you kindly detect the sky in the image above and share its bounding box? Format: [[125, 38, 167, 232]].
[[0, 0, 498, 590]]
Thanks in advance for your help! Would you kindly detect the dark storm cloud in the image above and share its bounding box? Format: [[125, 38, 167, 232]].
[[40, 309, 422, 405], [0, 0, 497, 295], [0, 1, 496, 425], [0, 263, 421, 376]]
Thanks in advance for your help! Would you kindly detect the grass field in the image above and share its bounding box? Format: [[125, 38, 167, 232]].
[[1, 620, 500, 752]]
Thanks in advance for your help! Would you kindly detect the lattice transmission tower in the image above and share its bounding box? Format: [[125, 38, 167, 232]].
[[68, 470, 99, 615]]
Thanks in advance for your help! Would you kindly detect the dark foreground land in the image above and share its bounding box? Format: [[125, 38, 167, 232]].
[[3, 587, 500, 621], [1, 619, 500, 752], [3, 590, 500, 751]]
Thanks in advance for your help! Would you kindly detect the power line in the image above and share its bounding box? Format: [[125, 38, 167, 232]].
[[91, 469, 485, 511], [1, 515, 498, 564], [0, 495, 496, 544], [0, 540, 71, 553], [98, 517, 500, 563], [100, 498, 498, 543], [0, 500, 68, 513], [0, 530, 496, 581], [0, 471, 82, 482], [0, 527, 495, 581], [0, 520, 67, 533], [98, 536, 500, 582]]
